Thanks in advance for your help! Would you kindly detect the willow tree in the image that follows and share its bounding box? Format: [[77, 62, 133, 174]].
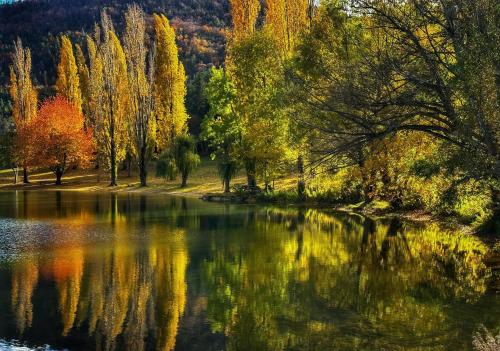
[[9, 38, 38, 184], [123, 5, 156, 187], [56, 35, 82, 113], [88, 11, 129, 186], [153, 14, 188, 151]]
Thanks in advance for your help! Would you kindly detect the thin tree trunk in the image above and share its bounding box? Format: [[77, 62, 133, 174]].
[[23, 167, 29, 184], [224, 176, 230, 193], [139, 146, 147, 187], [110, 139, 117, 186], [12, 168, 18, 184], [297, 154, 305, 201]]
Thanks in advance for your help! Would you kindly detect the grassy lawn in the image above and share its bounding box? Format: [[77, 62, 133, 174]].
[[0, 158, 297, 197]]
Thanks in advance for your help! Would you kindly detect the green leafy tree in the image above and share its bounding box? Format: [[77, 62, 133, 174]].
[[228, 29, 291, 191], [201, 67, 242, 193]]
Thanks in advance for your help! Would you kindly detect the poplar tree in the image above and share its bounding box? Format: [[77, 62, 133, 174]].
[[75, 44, 91, 128], [124, 5, 156, 187], [153, 14, 188, 151], [88, 11, 129, 186], [56, 35, 82, 113], [9, 38, 38, 184], [265, 0, 310, 198], [265, 0, 309, 54], [228, 0, 261, 41]]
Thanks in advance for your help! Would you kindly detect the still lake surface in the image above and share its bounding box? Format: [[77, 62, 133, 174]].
[[0, 191, 497, 351]]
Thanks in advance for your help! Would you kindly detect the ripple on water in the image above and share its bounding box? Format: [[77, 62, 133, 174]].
[[0, 339, 59, 351], [0, 218, 116, 263]]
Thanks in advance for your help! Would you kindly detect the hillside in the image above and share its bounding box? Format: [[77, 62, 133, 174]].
[[0, 0, 229, 86]]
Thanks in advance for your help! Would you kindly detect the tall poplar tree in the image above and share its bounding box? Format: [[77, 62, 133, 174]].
[[88, 11, 129, 186], [56, 35, 82, 113], [265, 0, 309, 54], [124, 5, 156, 187], [75, 44, 91, 128], [228, 0, 261, 41], [265, 0, 310, 198], [9, 38, 38, 184], [153, 14, 188, 151]]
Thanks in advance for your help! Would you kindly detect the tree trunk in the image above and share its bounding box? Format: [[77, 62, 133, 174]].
[[245, 159, 257, 190], [23, 167, 29, 184], [12, 168, 18, 184], [139, 146, 147, 187], [110, 141, 117, 186], [55, 168, 63, 185], [181, 172, 188, 188], [297, 154, 305, 201], [224, 176, 230, 193]]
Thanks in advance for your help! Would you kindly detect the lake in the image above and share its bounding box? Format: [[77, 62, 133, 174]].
[[0, 191, 497, 351]]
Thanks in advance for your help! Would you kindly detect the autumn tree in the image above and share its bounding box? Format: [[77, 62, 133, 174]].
[[9, 38, 38, 184], [154, 14, 188, 151], [88, 11, 130, 186], [75, 44, 91, 128], [228, 0, 261, 41], [265, 0, 309, 54], [123, 5, 156, 187], [31, 96, 94, 185], [56, 35, 82, 113]]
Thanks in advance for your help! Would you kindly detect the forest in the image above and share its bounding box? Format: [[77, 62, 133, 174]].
[[0, 0, 499, 234]]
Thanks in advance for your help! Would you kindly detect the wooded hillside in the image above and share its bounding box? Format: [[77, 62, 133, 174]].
[[0, 0, 229, 86]]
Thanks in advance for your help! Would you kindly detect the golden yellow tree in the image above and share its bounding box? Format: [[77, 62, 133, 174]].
[[229, 0, 261, 41], [75, 44, 91, 128], [124, 5, 156, 186], [265, 0, 309, 54], [56, 35, 82, 113], [88, 11, 130, 186], [9, 38, 38, 184], [153, 14, 188, 151]]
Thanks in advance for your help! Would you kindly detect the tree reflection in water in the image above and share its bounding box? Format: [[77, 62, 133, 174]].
[[0, 191, 497, 351]]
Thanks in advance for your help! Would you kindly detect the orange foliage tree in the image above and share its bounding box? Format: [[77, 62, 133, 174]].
[[29, 96, 94, 185]]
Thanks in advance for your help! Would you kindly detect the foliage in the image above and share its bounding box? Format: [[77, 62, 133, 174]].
[[123, 4, 156, 187], [172, 134, 200, 187], [24, 96, 94, 184], [201, 67, 242, 192], [154, 13, 188, 151], [56, 35, 82, 113], [228, 29, 292, 189], [87, 11, 130, 186], [156, 151, 178, 181]]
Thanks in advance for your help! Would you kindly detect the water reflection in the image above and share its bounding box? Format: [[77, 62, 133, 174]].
[[0, 191, 497, 351]]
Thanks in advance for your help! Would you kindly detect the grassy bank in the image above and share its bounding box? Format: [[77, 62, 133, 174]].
[[1, 159, 498, 240], [0, 158, 296, 198]]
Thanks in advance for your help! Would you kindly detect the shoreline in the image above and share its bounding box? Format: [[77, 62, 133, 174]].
[[0, 180, 480, 234]]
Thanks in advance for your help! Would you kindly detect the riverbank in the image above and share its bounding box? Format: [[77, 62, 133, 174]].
[[0, 159, 297, 198], [1, 160, 498, 242]]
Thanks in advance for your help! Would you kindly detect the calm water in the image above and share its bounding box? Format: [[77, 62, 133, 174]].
[[0, 191, 497, 351]]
